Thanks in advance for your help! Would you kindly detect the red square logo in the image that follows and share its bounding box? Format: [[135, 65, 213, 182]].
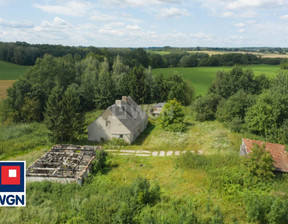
[[1, 166, 21, 185]]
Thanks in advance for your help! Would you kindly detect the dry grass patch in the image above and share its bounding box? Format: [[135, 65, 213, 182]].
[[0, 80, 14, 100], [189, 50, 288, 58]]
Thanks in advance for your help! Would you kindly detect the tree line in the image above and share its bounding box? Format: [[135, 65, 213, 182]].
[[3, 53, 193, 141], [194, 66, 288, 144], [0, 41, 282, 67]]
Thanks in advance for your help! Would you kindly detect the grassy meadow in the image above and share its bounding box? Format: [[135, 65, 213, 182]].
[[0, 60, 30, 80], [152, 65, 280, 95], [1, 108, 288, 223]]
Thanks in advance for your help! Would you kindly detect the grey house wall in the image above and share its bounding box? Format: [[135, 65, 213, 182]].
[[88, 96, 148, 144], [88, 110, 132, 144]]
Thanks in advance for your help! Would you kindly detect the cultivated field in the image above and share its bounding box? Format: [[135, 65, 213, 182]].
[[0, 80, 15, 100], [152, 65, 280, 95], [0, 60, 30, 80], [146, 50, 171, 55], [0, 60, 30, 100], [188, 50, 288, 58]]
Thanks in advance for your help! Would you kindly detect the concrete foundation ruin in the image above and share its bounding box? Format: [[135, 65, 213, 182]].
[[27, 144, 101, 185]]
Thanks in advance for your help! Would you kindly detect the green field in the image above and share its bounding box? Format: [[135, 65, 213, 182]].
[[152, 65, 280, 96], [0, 60, 30, 80], [146, 50, 171, 55]]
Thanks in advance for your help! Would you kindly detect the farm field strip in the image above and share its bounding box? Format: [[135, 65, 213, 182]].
[[0, 80, 15, 100], [152, 65, 280, 95], [0, 60, 30, 80], [188, 50, 288, 58]]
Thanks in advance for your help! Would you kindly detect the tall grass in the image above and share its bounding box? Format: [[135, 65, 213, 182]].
[[0, 123, 52, 159]]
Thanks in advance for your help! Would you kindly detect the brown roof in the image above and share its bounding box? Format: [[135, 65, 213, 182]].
[[242, 139, 288, 172]]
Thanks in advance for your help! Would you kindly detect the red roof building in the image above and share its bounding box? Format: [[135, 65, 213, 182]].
[[240, 138, 288, 172]]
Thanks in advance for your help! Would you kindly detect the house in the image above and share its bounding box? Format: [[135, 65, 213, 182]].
[[27, 144, 100, 185], [88, 96, 148, 144], [152, 102, 166, 116], [240, 138, 288, 172]]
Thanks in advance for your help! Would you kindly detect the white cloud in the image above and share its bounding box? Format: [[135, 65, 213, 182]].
[[0, 0, 15, 6], [221, 11, 235, 17], [226, 0, 286, 10], [239, 11, 257, 18], [33, 1, 91, 17], [90, 12, 114, 22], [0, 18, 34, 28], [158, 7, 189, 18], [34, 17, 72, 32], [281, 15, 288, 20], [234, 22, 245, 27], [201, 0, 288, 11], [99, 0, 182, 8], [126, 25, 141, 31]]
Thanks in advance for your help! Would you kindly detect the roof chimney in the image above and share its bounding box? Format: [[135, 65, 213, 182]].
[[122, 96, 127, 102], [115, 100, 122, 106]]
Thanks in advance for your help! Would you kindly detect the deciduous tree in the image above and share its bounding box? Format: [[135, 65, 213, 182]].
[[158, 99, 185, 132]]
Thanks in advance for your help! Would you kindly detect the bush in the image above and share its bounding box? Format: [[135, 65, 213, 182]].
[[228, 116, 243, 133], [244, 144, 275, 185], [267, 198, 288, 224], [245, 194, 272, 224], [104, 138, 129, 148], [195, 94, 221, 121], [91, 150, 108, 173], [216, 90, 255, 123], [130, 177, 161, 206], [158, 99, 185, 132]]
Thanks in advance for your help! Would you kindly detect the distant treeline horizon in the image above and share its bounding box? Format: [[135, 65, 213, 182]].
[[0, 41, 284, 67]]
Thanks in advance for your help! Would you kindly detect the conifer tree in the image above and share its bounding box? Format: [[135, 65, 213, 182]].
[[44, 84, 85, 141]]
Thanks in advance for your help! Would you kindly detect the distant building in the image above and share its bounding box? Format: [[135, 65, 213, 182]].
[[240, 138, 288, 172], [88, 96, 148, 144], [152, 102, 166, 116]]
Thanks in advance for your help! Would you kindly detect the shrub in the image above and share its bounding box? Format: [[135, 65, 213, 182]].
[[244, 144, 275, 185], [130, 177, 161, 206], [158, 99, 185, 132], [245, 194, 272, 224], [267, 198, 288, 224], [216, 90, 255, 123], [91, 150, 107, 173]]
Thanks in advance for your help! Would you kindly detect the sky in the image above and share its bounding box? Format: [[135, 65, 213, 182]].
[[0, 0, 288, 47]]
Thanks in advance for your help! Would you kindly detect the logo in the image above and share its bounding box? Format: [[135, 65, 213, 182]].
[[0, 161, 26, 207]]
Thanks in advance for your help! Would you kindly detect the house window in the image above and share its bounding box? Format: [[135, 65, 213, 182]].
[[106, 121, 111, 126], [119, 135, 123, 138]]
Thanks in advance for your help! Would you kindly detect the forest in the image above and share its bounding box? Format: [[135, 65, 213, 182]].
[[0, 41, 283, 67], [1, 53, 193, 141]]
